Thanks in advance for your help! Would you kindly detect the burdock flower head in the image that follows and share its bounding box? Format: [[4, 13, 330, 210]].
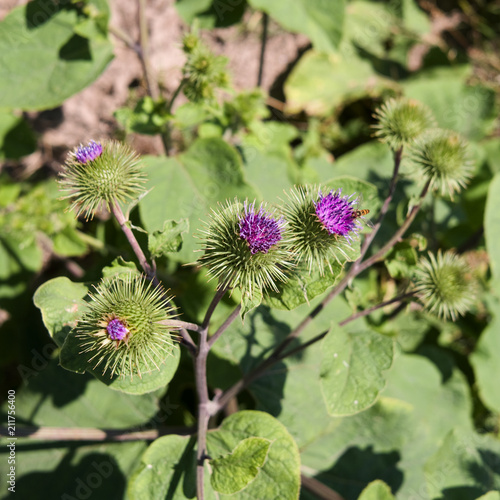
[[283, 186, 368, 274], [373, 97, 435, 150], [70, 274, 177, 378], [198, 200, 292, 294], [59, 140, 146, 220], [408, 129, 473, 198], [414, 250, 477, 320]]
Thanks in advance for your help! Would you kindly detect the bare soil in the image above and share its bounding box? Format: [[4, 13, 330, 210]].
[[1, 0, 309, 172]]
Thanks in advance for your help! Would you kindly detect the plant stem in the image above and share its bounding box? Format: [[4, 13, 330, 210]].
[[195, 284, 230, 499], [356, 180, 430, 274], [162, 79, 186, 156], [138, 0, 157, 99], [195, 325, 209, 500], [208, 304, 241, 348], [257, 13, 269, 87], [212, 290, 415, 413], [162, 319, 204, 334], [110, 201, 197, 353], [110, 201, 154, 280]]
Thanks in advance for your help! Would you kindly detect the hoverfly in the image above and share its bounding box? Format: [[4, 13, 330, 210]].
[[352, 208, 370, 220]]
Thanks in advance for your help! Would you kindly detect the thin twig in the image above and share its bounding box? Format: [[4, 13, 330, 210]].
[[356, 180, 431, 274], [110, 201, 197, 353], [162, 79, 186, 156], [0, 426, 193, 441], [162, 319, 204, 335], [208, 304, 241, 348], [257, 13, 269, 87], [301, 474, 346, 500], [110, 201, 154, 280], [138, 0, 157, 99]]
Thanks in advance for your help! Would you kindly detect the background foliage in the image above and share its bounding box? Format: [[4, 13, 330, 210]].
[[1, 0, 500, 499]]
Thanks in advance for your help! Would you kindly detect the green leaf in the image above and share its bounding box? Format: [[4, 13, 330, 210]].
[[357, 480, 395, 500], [128, 434, 199, 500], [129, 411, 300, 499], [424, 429, 500, 499], [114, 96, 171, 135], [0, 110, 36, 159], [301, 353, 473, 499], [284, 51, 386, 116], [403, 66, 497, 141], [320, 325, 395, 416], [175, 0, 247, 29], [476, 493, 500, 500], [101, 257, 140, 279], [0, 0, 113, 110], [60, 330, 181, 395], [384, 240, 418, 279], [241, 288, 263, 321], [148, 219, 189, 259], [470, 313, 500, 413], [263, 259, 343, 310], [485, 173, 500, 285], [248, 0, 345, 53], [210, 437, 271, 494], [52, 226, 88, 257], [139, 138, 258, 263], [33, 277, 89, 347]]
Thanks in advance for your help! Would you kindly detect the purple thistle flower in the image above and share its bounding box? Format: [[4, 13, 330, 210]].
[[106, 318, 129, 341], [314, 189, 360, 240], [239, 202, 284, 254], [75, 140, 103, 164]]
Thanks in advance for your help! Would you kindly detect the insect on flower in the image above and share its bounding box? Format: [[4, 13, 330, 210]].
[[352, 209, 370, 219]]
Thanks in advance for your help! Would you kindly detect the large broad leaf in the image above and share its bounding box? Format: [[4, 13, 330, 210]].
[[301, 353, 473, 499], [403, 65, 497, 141], [139, 138, 259, 263], [0, 358, 157, 499], [248, 0, 345, 53], [128, 411, 300, 499], [424, 429, 500, 499], [33, 276, 89, 347], [320, 325, 395, 416], [0, 110, 36, 159], [175, 0, 247, 28], [484, 173, 500, 287], [357, 480, 395, 500], [210, 437, 271, 494], [0, 0, 113, 110], [285, 50, 384, 116], [470, 313, 500, 413]]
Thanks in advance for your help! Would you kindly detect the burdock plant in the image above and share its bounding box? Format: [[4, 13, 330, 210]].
[[408, 129, 473, 198], [59, 139, 146, 219], [71, 274, 177, 378], [283, 186, 368, 275], [198, 200, 292, 295], [414, 250, 477, 320], [373, 97, 435, 150]]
